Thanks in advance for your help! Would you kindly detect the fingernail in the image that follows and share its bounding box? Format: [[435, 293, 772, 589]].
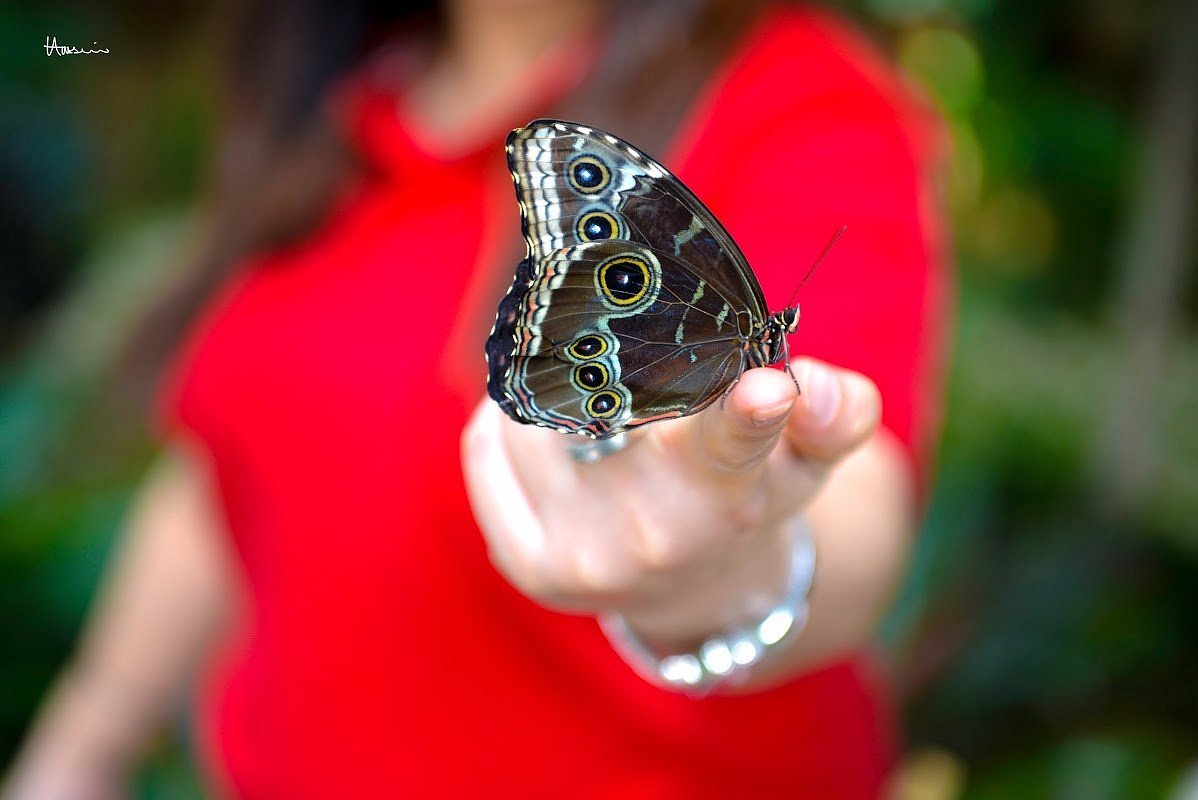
[[750, 397, 793, 427], [801, 361, 841, 427]]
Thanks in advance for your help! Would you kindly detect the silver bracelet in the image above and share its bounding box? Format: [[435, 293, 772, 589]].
[[598, 516, 816, 693]]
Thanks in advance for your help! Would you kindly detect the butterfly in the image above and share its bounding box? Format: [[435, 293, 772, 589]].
[[486, 119, 830, 440]]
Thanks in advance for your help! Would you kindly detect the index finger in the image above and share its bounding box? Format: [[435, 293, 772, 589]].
[[765, 358, 883, 502]]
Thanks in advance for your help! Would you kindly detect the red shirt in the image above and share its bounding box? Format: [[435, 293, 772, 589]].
[[164, 6, 945, 798]]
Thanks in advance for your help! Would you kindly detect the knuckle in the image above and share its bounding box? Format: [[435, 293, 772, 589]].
[[486, 542, 561, 604], [636, 526, 689, 572], [569, 546, 636, 597], [507, 547, 638, 609], [519, 567, 576, 609], [651, 423, 692, 468]]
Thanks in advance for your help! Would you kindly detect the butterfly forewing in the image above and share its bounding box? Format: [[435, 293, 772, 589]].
[[506, 120, 768, 319]]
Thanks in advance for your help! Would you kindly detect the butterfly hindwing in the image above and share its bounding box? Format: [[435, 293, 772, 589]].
[[491, 240, 751, 438]]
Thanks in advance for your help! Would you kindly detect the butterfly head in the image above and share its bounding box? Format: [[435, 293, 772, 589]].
[[780, 305, 800, 333], [759, 306, 799, 366]]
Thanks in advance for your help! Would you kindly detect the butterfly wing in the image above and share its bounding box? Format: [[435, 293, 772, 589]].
[[505, 119, 767, 318], [488, 120, 766, 438]]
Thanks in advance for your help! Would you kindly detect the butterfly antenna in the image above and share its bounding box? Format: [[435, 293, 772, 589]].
[[785, 225, 847, 309]]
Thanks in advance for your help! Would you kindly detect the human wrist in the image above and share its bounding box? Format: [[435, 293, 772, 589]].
[[599, 516, 816, 691], [617, 520, 793, 649]]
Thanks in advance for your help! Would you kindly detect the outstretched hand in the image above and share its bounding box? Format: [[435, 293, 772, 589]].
[[462, 357, 882, 654]]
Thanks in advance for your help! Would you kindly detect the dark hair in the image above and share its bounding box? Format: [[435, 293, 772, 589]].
[[123, 0, 767, 404]]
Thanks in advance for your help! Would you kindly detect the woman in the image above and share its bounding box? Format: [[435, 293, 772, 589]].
[[5, 0, 945, 797]]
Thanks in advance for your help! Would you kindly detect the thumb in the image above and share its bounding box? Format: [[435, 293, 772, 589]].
[[785, 357, 881, 465], [655, 367, 798, 480]]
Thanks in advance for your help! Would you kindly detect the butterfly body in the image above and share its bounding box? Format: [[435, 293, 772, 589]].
[[486, 120, 799, 440]]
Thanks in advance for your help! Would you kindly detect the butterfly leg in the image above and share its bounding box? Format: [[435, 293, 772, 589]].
[[782, 336, 801, 395]]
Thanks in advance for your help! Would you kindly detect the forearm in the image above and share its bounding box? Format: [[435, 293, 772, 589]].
[[747, 428, 915, 687], [3, 447, 234, 799]]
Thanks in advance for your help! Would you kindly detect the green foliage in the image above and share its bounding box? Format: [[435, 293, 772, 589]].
[[862, 0, 1198, 792]]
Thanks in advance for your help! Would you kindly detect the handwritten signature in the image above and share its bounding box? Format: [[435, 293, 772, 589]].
[[44, 36, 109, 56]]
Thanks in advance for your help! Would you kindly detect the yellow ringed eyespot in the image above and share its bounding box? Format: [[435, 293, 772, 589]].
[[572, 363, 609, 391], [568, 155, 611, 194], [566, 334, 609, 360], [586, 390, 622, 419], [576, 210, 620, 241], [597, 255, 651, 307]]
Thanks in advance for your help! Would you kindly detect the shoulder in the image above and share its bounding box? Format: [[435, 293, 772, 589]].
[[669, 4, 946, 280], [672, 4, 940, 185], [734, 5, 925, 125]]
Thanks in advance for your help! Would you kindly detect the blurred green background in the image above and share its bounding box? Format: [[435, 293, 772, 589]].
[[2, 1, 1195, 797]]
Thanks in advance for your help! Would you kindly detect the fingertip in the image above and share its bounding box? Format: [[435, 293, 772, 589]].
[[727, 367, 799, 427], [792, 358, 842, 428], [842, 369, 882, 438], [786, 358, 882, 463], [672, 368, 795, 475]]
